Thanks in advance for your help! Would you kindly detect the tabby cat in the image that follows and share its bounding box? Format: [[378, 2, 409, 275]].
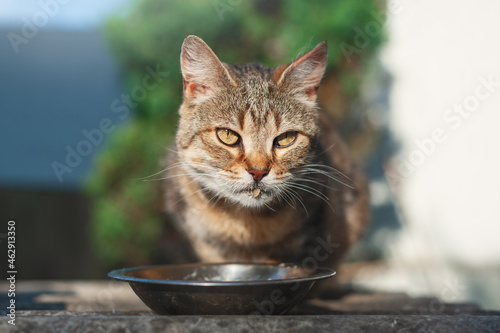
[[163, 35, 369, 270]]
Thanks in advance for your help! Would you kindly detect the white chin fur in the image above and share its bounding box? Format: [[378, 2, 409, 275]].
[[194, 172, 281, 209], [223, 190, 272, 209]]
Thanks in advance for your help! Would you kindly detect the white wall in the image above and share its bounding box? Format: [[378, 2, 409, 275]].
[[359, 0, 500, 310]]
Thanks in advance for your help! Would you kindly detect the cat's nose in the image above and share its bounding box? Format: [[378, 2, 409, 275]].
[[248, 169, 269, 181]]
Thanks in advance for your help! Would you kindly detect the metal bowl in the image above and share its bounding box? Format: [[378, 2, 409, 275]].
[[108, 262, 335, 315]]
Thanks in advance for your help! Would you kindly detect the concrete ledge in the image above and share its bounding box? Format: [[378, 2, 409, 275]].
[[3, 314, 500, 333], [1, 281, 498, 332]]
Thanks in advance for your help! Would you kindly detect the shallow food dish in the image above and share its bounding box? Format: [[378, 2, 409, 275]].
[[108, 262, 335, 315]]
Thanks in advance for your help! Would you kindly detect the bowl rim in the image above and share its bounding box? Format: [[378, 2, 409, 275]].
[[108, 262, 336, 287]]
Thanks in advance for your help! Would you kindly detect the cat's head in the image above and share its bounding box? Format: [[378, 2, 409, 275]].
[[175, 35, 327, 209]]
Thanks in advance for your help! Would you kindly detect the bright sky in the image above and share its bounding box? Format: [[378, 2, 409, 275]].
[[0, 0, 133, 29]]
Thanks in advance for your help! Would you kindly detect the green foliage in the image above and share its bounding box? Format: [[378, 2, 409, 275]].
[[86, 0, 385, 266], [86, 120, 170, 265]]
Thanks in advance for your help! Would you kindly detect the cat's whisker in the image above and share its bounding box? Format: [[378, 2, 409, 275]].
[[170, 172, 226, 207], [171, 187, 206, 208], [304, 162, 348, 174], [212, 195, 224, 208], [287, 182, 329, 201], [287, 188, 308, 217], [165, 146, 180, 154], [145, 172, 216, 182], [136, 161, 212, 181], [280, 190, 298, 211], [133, 167, 172, 181], [221, 198, 238, 209], [177, 175, 214, 190], [287, 182, 335, 213], [272, 182, 302, 212], [292, 176, 340, 192], [206, 189, 224, 208], [314, 143, 338, 156], [297, 167, 355, 189], [297, 166, 347, 181], [302, 163, 354, 182], [263, 202, 276, 212]]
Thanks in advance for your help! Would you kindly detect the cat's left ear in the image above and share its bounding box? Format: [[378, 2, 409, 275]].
[[275, 41, 327, 103]]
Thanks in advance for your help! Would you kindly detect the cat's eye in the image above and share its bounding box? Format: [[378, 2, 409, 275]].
[[216, 128, 240, 146], [274, 131, 298, 148]]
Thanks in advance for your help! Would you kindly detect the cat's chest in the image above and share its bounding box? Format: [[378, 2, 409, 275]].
[[183, 193, 302, 247]]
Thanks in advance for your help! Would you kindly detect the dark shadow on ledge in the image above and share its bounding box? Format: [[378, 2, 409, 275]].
[[0, 290, 70, 315]]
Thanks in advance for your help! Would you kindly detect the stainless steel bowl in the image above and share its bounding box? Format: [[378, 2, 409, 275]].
[[108, 262, 335, 315]]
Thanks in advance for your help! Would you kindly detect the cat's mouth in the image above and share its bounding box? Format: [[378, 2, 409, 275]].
[[242, 186, 265, 199]]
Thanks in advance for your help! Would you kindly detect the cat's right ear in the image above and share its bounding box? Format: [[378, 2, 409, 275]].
[[180, 35, 236, 101]]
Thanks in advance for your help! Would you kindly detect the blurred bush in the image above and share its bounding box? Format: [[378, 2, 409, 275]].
[[86, 0, 385, 267]]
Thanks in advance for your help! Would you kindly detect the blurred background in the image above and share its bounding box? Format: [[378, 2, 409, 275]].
[[1, 0, 498, 311]]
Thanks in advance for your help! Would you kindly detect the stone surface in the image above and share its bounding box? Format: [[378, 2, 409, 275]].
[[0, 281, 499, 332], [4, 313, 500, 333]]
